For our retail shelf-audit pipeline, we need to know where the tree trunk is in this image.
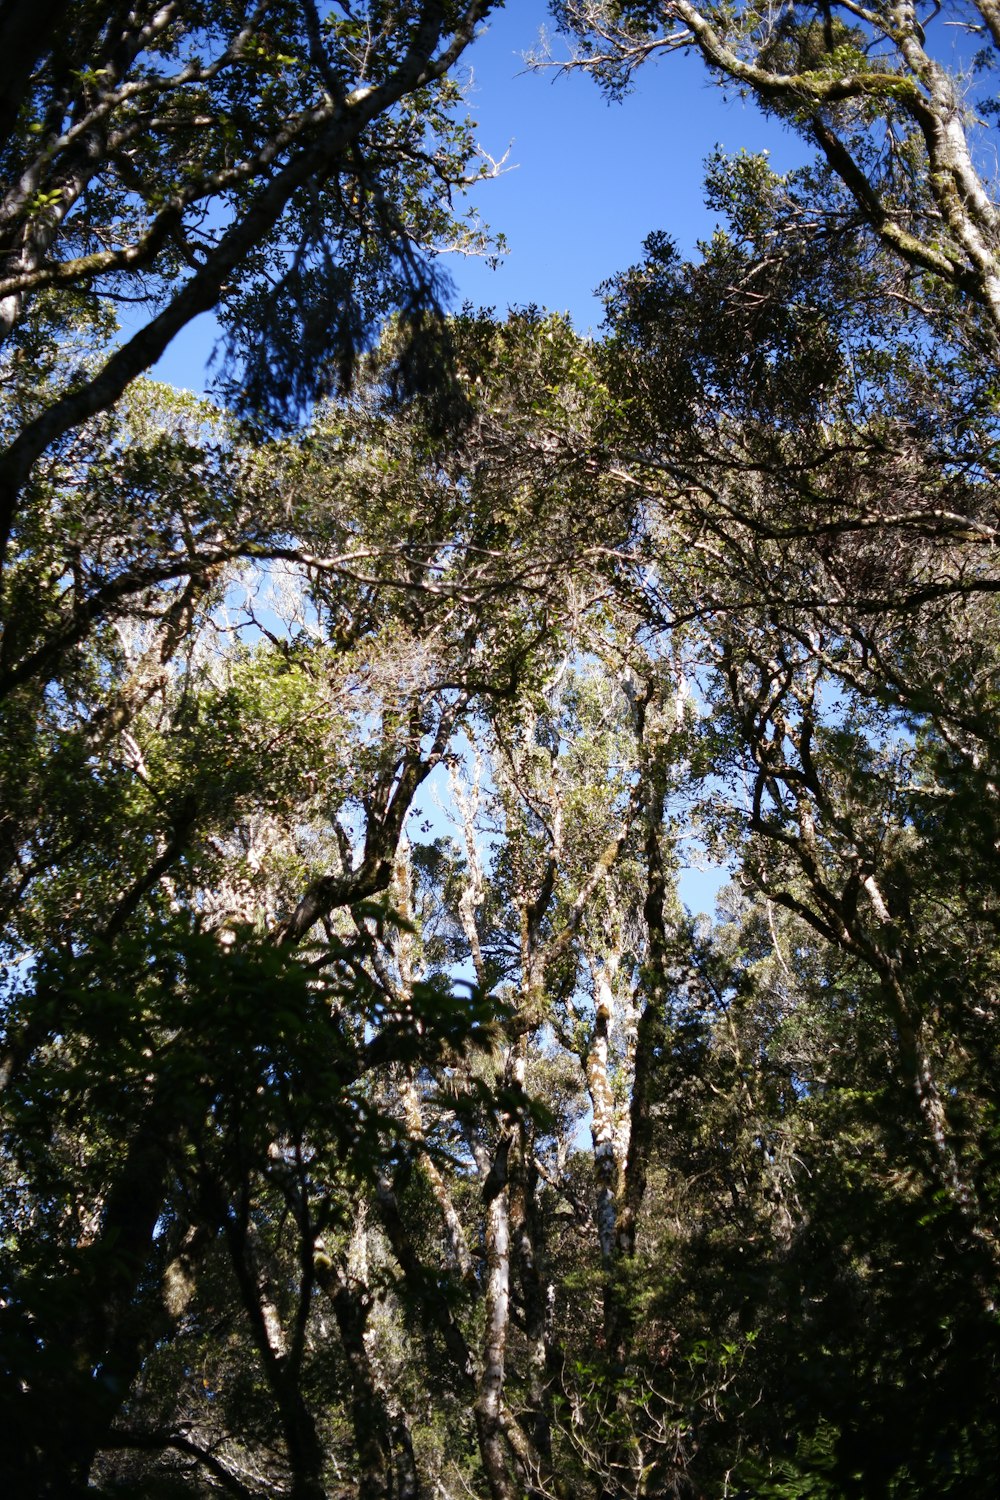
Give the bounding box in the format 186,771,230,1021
475,1176,517,1500
315,1251,397,1500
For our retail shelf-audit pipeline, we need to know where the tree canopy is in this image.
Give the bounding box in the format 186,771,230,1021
2,4,1000,1498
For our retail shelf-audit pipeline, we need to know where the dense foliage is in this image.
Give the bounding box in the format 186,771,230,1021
2,3,1000,1497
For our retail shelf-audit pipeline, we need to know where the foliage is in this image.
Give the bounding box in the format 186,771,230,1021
4,3,1000,1497
0,0,501,570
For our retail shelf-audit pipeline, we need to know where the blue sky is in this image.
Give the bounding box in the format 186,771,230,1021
442,6,807,328
152,3,982,386
140,8,994,920
153,6,807,388
152,6,816,915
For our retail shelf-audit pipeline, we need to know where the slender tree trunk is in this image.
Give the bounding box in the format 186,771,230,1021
391,1412,421,1500
224,1207,327,1500
510,1124,553,1478
315,1250,398,1500
475,1171,517,1500
612,762,672,1342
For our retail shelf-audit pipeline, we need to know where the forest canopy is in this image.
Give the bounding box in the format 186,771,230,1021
2,4,1000,1498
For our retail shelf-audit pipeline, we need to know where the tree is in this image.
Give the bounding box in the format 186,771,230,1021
0,309,643,1496
5,9,1000,1492
528,20,1000,1477
0,0,500,574
552,2,1000,332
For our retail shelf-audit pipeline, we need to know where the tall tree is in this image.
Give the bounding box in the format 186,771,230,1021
553,1,1000,332
0,0,500,574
